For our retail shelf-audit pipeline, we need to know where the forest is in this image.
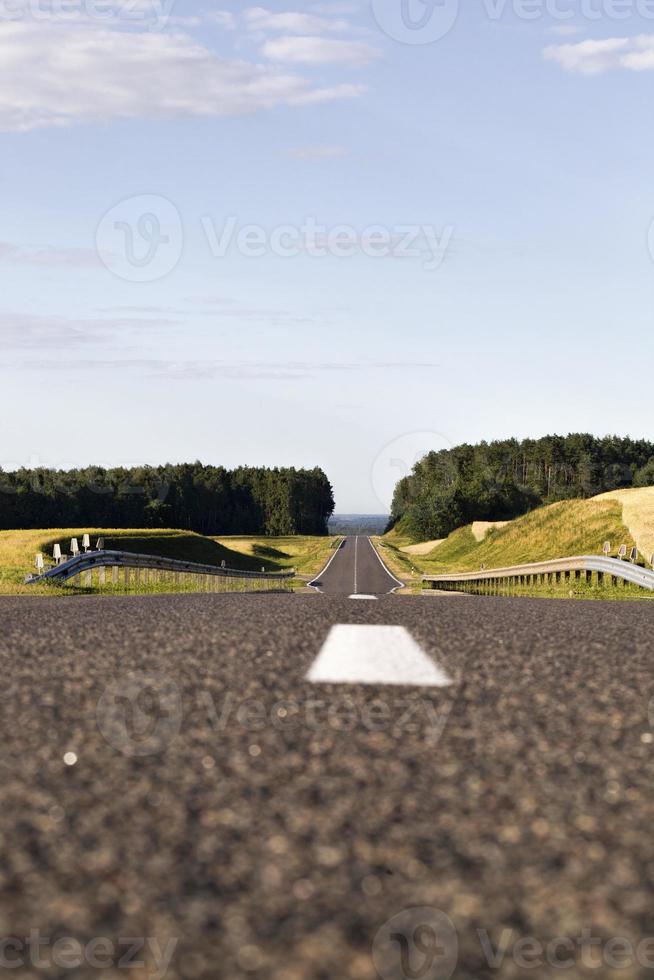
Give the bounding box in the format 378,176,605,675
389,434,654,541
0,463,335,536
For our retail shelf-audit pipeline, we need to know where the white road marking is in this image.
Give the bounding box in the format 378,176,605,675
306,624,453,687
308,537,345,593
349,594,378,600
353,535,359,595
365,537,405,593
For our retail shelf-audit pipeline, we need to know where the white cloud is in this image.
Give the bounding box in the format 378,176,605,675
245,6,350,34
310,2,363,12
287,144,349,160
262,34,379,66
547,25,582,37
207,11,237,30
544,34,654,74
0,22,364,131
17,358,439,380
0,243,102,266
1,311,177,350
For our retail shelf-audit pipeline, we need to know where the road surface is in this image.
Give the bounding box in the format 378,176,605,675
310,535,403,595
1,589,654,979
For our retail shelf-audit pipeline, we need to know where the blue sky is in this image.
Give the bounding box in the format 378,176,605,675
1,0,653,512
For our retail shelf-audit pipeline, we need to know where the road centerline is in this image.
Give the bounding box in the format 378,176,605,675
353,536,359,595
306,624,453,687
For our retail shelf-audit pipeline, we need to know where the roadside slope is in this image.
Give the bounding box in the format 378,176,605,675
386,497,638,576
594,487,654,563
0,528,271,594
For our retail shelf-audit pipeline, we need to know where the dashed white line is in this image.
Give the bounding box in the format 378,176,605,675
306,624,453,687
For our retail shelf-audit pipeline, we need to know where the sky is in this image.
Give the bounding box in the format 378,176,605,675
1,0,653,512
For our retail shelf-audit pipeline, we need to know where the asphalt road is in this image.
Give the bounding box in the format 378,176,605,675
2,589,654,979
310,536,403,595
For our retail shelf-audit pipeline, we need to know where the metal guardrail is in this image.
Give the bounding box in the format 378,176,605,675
423,555,654,592
26,549,295,590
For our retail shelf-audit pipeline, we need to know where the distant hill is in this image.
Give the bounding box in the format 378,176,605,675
328,514,388,535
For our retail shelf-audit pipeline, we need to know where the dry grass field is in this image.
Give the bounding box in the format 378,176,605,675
595,487,654,563
0,528,276,595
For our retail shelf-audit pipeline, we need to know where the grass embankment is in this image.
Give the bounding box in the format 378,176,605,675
595,487,654,563
0,528,297,596
419,499,637,574
382,497,652,598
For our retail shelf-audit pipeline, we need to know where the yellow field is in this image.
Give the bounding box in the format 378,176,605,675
0,528,278,595
595,487,654,563
214,535,336,578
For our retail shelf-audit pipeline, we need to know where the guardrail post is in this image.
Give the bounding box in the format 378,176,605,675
99,567,106,586
112,566,119,586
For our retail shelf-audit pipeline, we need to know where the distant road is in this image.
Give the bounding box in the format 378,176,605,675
309,535,403,595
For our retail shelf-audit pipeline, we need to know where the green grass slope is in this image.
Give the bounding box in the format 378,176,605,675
0,528,270,594
387,498,638,577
